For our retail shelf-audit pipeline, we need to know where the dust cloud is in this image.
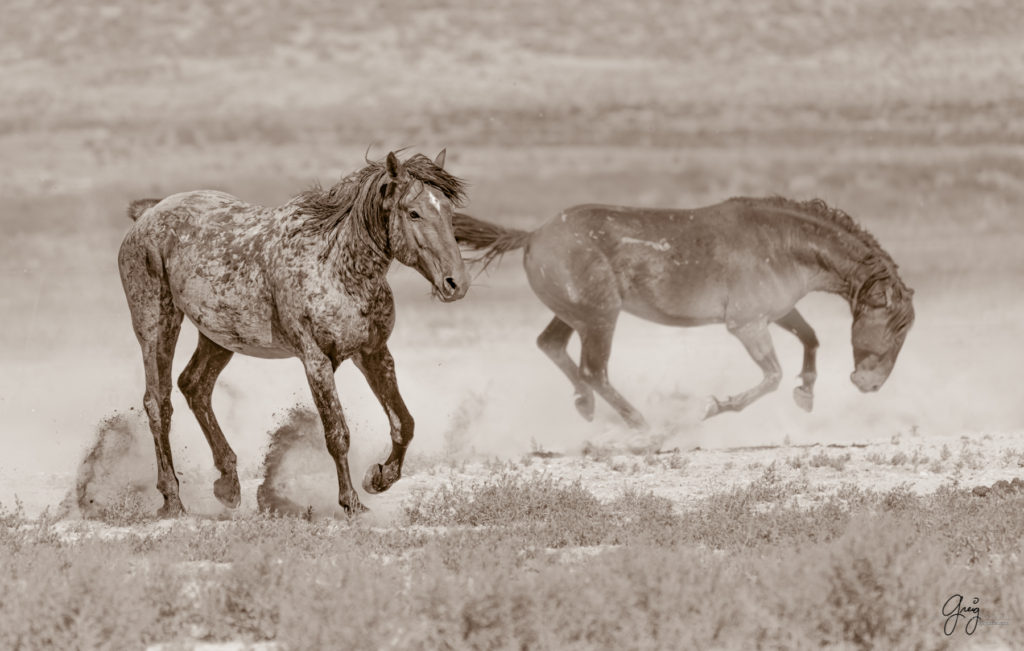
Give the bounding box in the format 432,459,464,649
255,405,339,518
56,411,158,519
4,264,1023,518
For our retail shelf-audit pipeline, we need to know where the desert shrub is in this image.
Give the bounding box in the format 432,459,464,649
0,541,188,649
404,471,604,529
808,451,852,470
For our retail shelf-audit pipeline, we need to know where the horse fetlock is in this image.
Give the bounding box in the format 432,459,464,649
340,491,368,514
156,496,185,519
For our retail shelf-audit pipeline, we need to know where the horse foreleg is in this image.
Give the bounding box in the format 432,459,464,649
704,322,782,419
353,346,413,494
774,308,819,412
302,352,365,514
579,319,648,430
178,333,240,508
536,316,595,421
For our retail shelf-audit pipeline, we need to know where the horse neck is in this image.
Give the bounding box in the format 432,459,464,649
330,212,392,285
787,217,893,305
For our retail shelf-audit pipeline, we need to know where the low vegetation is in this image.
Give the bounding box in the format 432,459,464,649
2,465,1022,650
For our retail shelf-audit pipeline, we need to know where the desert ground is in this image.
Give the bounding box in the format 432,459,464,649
2,1,1024,649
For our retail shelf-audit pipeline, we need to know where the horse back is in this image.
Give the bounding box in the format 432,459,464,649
526,201,812,325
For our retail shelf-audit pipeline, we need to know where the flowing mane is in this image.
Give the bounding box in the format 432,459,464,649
736,196,913,333
293,153,467,258
737,196,891,263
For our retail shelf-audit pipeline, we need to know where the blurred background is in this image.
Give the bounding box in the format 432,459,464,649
2,0,1023,511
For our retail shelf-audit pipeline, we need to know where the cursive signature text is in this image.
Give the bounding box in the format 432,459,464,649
942,594,980,635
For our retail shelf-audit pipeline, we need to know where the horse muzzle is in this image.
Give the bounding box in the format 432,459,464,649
434,273,468,302
850,369,884,393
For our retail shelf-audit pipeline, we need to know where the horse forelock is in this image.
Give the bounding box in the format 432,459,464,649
401,154,467,206
292,154,467,260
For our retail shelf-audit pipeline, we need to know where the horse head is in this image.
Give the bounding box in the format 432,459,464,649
380,150,469,302
849,278,914,392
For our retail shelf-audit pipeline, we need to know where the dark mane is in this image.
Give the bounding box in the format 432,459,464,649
739,196,890,260
292,153,467,258
736,196,914,333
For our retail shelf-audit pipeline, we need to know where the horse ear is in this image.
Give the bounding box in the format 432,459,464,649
884,285,894,308
434,148,446,169
385,151,404,180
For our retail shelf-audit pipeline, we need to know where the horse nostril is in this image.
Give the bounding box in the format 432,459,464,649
445,277,457,291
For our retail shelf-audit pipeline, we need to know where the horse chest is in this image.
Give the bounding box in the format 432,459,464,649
285,276,395,354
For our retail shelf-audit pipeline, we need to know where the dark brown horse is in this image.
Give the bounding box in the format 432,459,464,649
119,150,467,516
453,197,914,429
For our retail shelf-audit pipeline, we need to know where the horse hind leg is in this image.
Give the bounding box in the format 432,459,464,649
704,321,782,419
774,308,819,412
578,317,648,430
178,333,240,508
120,250,185,516
536,316,595,421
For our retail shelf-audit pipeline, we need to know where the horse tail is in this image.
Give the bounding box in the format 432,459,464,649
452,212,532,270
127,198,162,221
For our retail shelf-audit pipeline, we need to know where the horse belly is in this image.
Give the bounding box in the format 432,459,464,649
621,283,725,326
617,259,728,326
168,261,291,359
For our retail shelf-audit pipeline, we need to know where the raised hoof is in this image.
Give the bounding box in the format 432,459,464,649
363,463,385,494
214,474,241,509
793,386,814,412
156,498,185,519
362,462,401,495
702,397,722,421
575,392,595,421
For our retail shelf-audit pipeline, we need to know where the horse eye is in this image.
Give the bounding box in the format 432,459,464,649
409,210,422,220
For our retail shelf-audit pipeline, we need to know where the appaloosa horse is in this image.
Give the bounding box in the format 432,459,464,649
453,197,914,429
119,150,467,516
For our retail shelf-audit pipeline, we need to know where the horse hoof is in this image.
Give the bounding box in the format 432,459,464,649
793,387,814,412
214,475,241,509
341,500,369,515
702,397,721,421
156,499,185,519
575,393,595,421
364,462,387,493
624,412,649,430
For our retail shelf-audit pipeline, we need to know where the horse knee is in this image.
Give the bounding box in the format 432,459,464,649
143,390,172,428
765,370,783,390
324,430,350,458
